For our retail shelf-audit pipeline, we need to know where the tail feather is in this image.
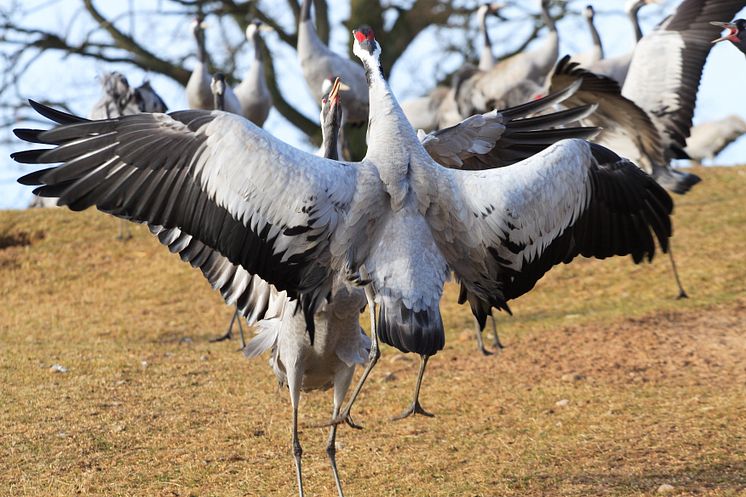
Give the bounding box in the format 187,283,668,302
377,297,444,356
243,317,281,359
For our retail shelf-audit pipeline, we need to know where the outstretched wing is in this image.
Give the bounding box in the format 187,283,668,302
423,139,673,323
149,225,274,325
548,55,665,173
13,101,359,334
421,80,598,170
622,0,745,159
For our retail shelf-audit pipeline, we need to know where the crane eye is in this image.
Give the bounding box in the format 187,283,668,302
322,98,327,104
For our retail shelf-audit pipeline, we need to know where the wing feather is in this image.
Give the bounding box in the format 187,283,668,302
13,102,359,329
622,0,745,157
424,139,673,322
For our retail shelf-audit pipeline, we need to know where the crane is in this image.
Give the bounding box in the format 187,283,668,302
572,5,604,67
186,15,243,115
234,21,273,127
588,0,659,85
297,0,368,124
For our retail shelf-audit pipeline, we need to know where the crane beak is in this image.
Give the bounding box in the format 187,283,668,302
258,24,274,32
710,21,738,44
488,3,505,14
329,77,342,106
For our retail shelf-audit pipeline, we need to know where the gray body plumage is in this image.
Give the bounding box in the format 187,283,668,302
297,0,368,124
588,0,655,86
186,18,243,115
572,6,604,67
453,0,558,121
234,22,272,126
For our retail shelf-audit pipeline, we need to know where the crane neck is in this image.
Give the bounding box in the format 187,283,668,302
586,15,604,59
355,42,420,206
213,92,224,111
300,0,312,23
478,11,495,71
321,121,341,160
628,4,643,41
297,4,327,61
251,32,263,62
194,28,207,64
540,2,557,34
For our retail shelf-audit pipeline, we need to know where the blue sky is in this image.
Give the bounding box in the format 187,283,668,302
1,0,744,209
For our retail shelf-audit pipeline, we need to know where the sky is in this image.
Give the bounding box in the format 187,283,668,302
1,0,744,209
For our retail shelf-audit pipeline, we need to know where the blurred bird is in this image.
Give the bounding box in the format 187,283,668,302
588,0,659,85
88,72,167,238
546,0,744,298
297,0,368,124
685,115,746,162
710,19,746,55
186,15,243,115
572,5,604,67
234,20,273,126
206,72,248,348
476,3,505,71
452,0,558,121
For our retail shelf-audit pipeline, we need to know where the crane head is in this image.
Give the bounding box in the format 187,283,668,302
321,77,344,133
211,73,226,111
191,15,207,34
624,0,659,14
211,73,226,97
711,19,745,45
477,3,504,19
352,26,379,58
584,5,594,19
246,19,273,41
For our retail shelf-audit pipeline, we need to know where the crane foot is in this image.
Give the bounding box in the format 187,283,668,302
390,400,434,421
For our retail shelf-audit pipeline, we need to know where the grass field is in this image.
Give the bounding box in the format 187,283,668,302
1,165,745,497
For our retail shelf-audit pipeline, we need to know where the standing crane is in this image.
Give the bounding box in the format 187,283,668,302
186,15,243,115
572,5,604,67
207,72,248,347
477,3,504,72
86,72,167,238
13,25,673,442
588,0,659,85
157,78,365,497
296,0,368,124
234,20,273,127
453,0,559,120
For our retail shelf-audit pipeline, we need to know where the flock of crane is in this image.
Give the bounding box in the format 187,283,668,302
11,0,746,495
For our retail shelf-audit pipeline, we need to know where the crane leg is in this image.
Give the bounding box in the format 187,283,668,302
287,368,305,497
391,354,434,420
324,280,380,429
210,309,239,343
667,244,688,299
235,312,246,349
473,317,493,356
327,367,354,497
116,219,132,241
489,313,505,351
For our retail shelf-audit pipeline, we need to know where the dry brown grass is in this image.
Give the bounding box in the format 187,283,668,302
1,165,745,497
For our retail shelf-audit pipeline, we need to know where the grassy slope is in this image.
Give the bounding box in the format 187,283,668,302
1,165,744,497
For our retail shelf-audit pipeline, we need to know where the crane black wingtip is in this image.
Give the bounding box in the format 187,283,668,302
17,167,55,186
27,99,88,125
10,148,49,164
